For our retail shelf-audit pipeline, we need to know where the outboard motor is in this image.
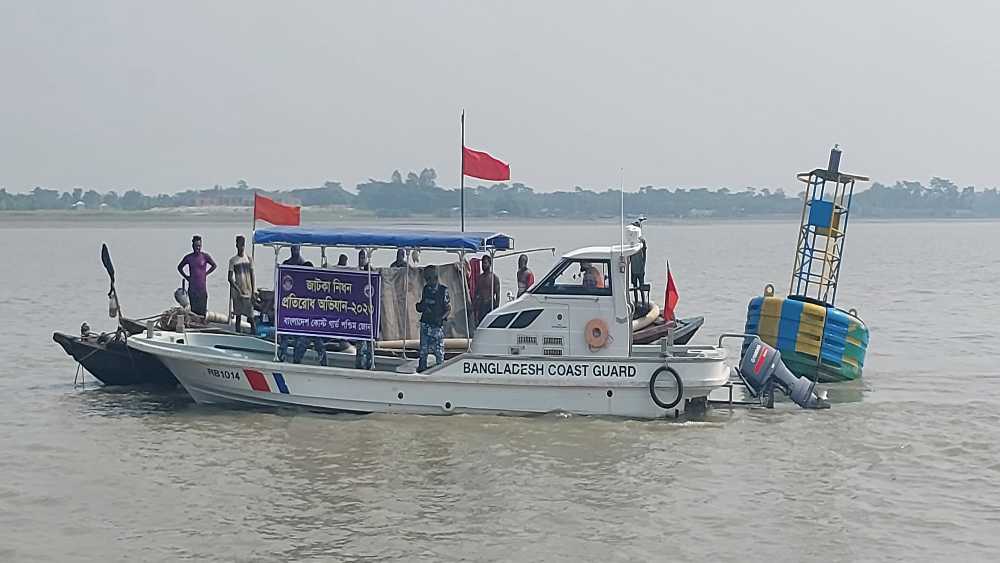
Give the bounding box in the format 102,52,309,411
174,286,190,309
737,336,830,409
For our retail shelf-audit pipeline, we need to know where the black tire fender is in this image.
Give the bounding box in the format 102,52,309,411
649,366,683,409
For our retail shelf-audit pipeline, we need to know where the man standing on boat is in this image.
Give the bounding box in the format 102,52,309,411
516,254,535,297
177,235,217,316
416,265,450,372
474,255,500,325
228,235,256,335
630,236,647,305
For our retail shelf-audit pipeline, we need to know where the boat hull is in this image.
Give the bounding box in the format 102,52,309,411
53,332,178,386
129,333,731,419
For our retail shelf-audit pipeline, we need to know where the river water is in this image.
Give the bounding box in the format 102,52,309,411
1,216,998,561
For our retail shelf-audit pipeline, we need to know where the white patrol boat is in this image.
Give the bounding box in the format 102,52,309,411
128,225,825,418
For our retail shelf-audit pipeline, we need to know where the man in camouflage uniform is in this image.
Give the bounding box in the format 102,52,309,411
416,265,451,372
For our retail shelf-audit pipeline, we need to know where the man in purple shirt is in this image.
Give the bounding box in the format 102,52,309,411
177,235,217,315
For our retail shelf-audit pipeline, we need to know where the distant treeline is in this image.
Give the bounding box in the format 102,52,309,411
3,172,1000,218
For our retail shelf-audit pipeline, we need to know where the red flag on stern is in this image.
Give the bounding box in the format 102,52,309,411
663,261,679,322
254,193,300,226
462,146,510,181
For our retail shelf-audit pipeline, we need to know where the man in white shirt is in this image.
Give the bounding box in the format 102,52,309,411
228,235,256,334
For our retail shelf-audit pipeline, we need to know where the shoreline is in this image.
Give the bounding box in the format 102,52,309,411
1,207,997,226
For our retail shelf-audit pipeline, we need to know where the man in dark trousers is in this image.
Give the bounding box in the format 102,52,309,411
630,236,647,305
177,235,217,316
416,265,451,372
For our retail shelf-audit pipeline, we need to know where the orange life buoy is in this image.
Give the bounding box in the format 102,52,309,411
585,318,610,349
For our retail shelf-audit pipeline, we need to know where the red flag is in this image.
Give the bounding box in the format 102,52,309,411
663,261,679,321
463,146,510,181
254,193,300,226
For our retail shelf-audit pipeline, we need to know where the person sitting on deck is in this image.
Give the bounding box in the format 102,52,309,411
390,248,408,268
416,265,451,372
337,254,349,267
284,245,310,266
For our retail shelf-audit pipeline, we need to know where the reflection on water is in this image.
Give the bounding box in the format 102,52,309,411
71,385,193,418
2,218,1000,560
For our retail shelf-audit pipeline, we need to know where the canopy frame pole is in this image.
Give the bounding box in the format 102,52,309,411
493,247,556,260
459,250,471,351
401,250,410,359
488,248,498,324
250,210,256,261
460,110,465,232
366,248,376,369
273,245,280,361
321,246,327,268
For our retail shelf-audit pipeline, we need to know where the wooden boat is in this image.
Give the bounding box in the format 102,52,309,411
53,313,239,387
53,324,177,387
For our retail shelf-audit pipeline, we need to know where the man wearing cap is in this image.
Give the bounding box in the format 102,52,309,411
416,265,451,372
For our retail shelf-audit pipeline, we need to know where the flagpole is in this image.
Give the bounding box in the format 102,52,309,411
240,195,255,326
250,193,257,261
460,109,465,232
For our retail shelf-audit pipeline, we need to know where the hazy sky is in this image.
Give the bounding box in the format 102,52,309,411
2,1,998,194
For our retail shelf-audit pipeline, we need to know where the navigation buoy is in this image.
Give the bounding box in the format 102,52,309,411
744,146,871,383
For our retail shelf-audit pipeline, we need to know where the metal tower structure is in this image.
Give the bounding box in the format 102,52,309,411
789,146,869,306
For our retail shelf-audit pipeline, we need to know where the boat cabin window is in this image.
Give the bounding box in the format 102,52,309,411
532,259,612,296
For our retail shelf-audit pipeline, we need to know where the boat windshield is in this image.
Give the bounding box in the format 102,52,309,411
531,258,612,297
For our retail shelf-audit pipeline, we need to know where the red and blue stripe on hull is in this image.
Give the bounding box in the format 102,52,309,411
243,369,290,394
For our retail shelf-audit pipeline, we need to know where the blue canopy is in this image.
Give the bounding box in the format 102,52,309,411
254,227,513,252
